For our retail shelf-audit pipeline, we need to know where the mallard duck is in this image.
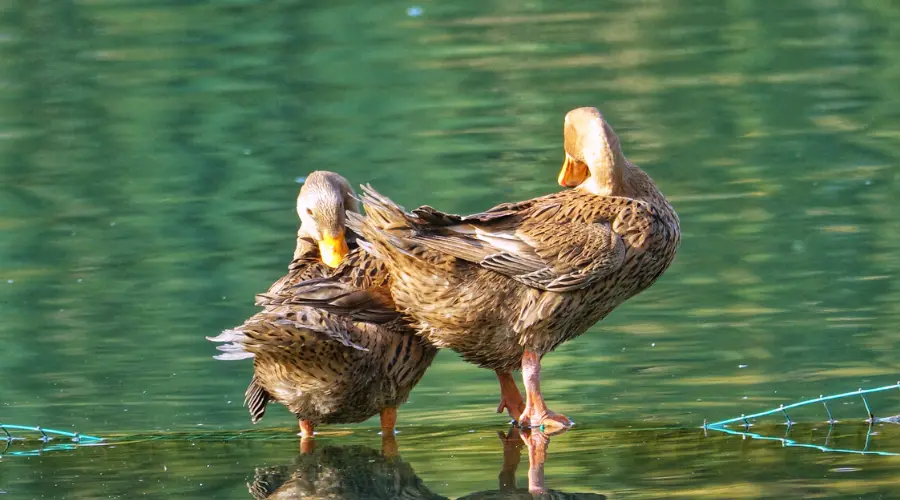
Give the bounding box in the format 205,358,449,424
278,108,680,430
207,171,437,438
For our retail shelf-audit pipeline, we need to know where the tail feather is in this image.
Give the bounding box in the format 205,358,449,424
209,329,255,360
206,329,246,343
213,347,255,361
245,312,369,351
245,376,271,424
208,311,368,362
345,212,407,263
344,211,370,243
348,185,463,280
356,184,425,233
344,185,425,263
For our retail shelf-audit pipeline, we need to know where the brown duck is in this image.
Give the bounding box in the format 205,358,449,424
279,108,680,429
207,171,437,439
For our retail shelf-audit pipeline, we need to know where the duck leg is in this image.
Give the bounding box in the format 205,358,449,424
495,370,526,420
380,407,399,457
517,351,573,430
298,419,316,454
380,406,397,435
298,419,315,438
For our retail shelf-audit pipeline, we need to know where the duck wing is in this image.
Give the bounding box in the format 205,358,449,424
371,186,627,293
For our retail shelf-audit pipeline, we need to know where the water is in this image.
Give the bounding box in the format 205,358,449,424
2,0,900,498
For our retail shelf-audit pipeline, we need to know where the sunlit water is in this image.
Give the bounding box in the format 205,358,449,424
2,1,900,498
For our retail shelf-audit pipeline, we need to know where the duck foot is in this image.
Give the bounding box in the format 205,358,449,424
497,397,526,421
517,407,573,431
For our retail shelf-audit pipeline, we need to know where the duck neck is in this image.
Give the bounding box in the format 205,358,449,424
583,152,626,196
578,119,627,196
582,164,624,196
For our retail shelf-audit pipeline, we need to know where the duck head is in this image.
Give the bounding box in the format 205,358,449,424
558,107,627,196
296,171,360,268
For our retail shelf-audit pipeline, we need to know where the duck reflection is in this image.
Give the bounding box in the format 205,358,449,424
246,428,605,499
459,427,607,500
246,435,443,500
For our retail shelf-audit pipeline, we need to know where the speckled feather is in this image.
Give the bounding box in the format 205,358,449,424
271,113,679,378
341,181,677,372
316,116,678,375
208,176,436,427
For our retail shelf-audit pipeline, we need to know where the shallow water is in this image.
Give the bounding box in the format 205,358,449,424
5,423,900,499
2,0,900,498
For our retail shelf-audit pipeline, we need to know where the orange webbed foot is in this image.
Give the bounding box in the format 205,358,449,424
497,395,526,421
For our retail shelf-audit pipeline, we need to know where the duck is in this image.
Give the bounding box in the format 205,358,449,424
275,108,680,430
207,171,437,439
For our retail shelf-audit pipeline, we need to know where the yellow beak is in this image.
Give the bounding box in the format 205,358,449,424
557,153,589,187
318,231,349,268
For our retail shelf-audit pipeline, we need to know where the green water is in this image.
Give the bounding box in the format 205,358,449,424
2,0,900,498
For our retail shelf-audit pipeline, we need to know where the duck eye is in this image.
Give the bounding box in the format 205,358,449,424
306,207,314,216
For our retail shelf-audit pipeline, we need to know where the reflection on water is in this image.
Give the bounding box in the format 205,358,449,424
456,428,607,499
244,440,444,500
5,423,900,499
244,427,608,499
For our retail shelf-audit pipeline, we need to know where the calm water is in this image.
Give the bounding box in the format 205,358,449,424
2,0,900,498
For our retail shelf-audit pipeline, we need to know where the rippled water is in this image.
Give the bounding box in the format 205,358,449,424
2,1,900,498
5,424,900,498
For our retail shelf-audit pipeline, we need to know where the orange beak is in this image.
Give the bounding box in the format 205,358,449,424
557,153,589,187
318,231,349,268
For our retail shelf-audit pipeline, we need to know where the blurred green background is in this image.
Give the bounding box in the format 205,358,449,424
2,0,900,498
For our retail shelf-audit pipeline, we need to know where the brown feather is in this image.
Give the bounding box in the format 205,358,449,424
208,171,437,427
319,110,680,372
